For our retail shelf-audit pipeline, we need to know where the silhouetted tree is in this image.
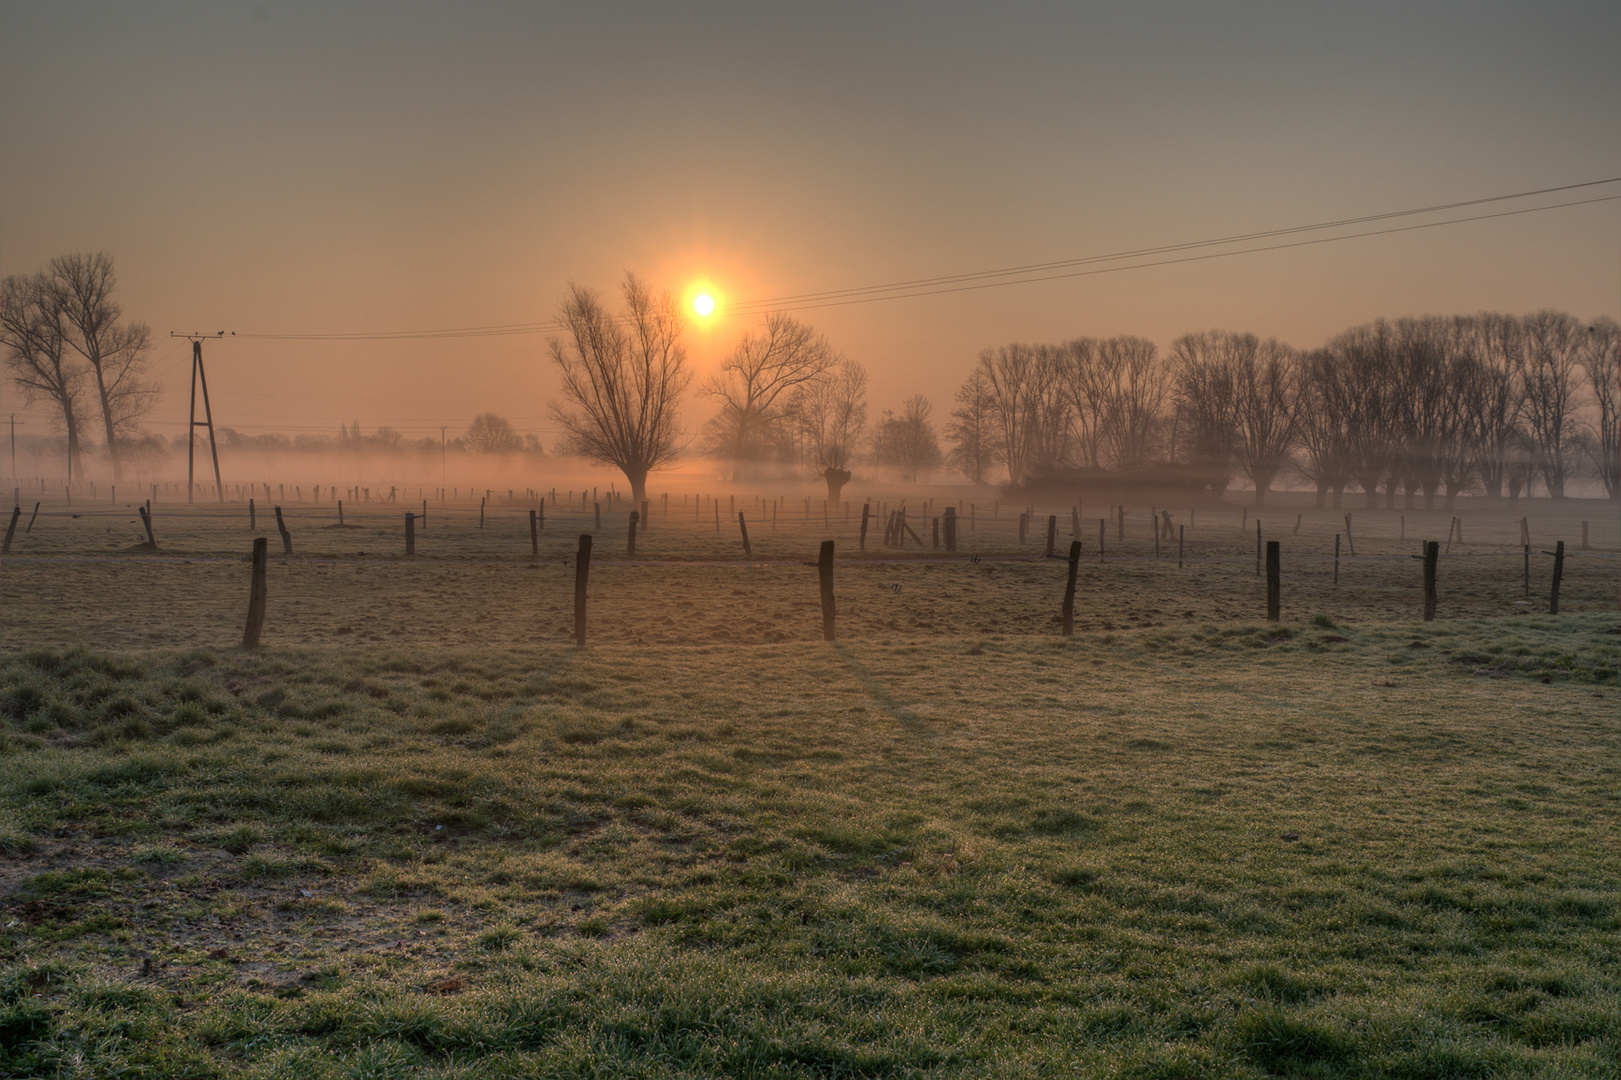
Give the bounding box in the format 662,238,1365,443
549,273,691,506
945,368,1000,484
873,395,943,483
48,253,156,480
978,343,1070,485
787,358,867,500
465,412,523,454
1228,336,1298,506
1169,332,1240,495
1580,316,1620,499
1517,310,1586,498
701,314,837,478
2,271,87,480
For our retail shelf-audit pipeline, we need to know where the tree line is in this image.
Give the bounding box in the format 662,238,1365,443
956,313,1618,505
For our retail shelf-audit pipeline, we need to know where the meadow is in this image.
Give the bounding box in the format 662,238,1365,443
0,487,1617,1078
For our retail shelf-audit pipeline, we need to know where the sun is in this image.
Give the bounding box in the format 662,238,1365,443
692,293,715,317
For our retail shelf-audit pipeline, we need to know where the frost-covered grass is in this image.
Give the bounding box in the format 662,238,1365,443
0,614,1616,1077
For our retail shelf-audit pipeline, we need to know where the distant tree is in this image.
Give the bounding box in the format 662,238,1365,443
977,343,1070,485
1092,336,1168,469
47,253,156,480
1228,337,1299,507
873,395,943,483
786,358,867,500
1579,316,1620,499
1,271,88,480
548,273,691,506
465,412,523,454
1169,332,1240,494
1517,310,1587,499
1293,348,1356,507
701,314,837,478
945,368,1000,484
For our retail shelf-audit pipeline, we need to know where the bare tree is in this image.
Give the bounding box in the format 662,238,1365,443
978,343,1071,485
872,395,943,483
945,368,1001,484
1580,316,1620,499
548,273,691,506
1517,309,1586,498
1293,348,1356,506
1093,336,1167,469
1229,337,1298,506
48,253,156,480
1462,313,1525,499
1322,321,1403,508
786,358,867,500
700,314,837,478
2,272,88,480
464,412,523,454
1169,332,1239,495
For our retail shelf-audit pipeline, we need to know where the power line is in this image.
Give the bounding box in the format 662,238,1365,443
231,177,1620,341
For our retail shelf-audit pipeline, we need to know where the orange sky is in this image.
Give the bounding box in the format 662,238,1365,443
3,1,1618,452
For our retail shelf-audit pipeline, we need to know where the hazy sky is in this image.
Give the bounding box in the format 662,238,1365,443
3,0,1618,448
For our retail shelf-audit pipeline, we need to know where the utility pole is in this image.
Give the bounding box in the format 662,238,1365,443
173,332,226,503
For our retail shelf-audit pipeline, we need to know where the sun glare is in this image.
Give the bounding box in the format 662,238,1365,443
693,293,715,317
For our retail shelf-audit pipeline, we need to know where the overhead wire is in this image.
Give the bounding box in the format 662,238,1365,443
231,177,1621,341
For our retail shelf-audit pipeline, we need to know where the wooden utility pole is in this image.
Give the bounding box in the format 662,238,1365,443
174,333,225,504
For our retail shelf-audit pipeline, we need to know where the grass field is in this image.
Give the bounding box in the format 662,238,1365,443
1,490,1618,1077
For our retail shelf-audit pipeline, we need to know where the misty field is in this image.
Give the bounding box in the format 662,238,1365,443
1,491,1618,1078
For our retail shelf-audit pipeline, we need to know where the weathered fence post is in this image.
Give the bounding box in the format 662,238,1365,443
738,512,751,558
573,534,592,647
1344,514,1355,556
859,503,871,550
1422,540,1439,621
243,537,268,648
249,498,257,529
818,540,836,641
1045,514,1057,558
628,511,639,556
1061,540,1081,636
1265,540,1280,622
480,497,486,530
1,506,18,555
1255,520,1262,576
337,500,345,526
1549,540,1565,615
530,510,539,554
139,505,156,547
274,506,292,554
26,502,40,534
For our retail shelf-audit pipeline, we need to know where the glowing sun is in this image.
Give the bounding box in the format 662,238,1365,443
692,293,715,317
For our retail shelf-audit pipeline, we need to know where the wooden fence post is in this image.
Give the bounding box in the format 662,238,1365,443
405,512,416,555
573,534,592,647
1549,540,1565,615
738,512,751,558
338,500,345,526
274,507,292,554
249,498,256,529
530,510,539,554
480,497,486,530
1344,514,1355,556
1045,514,1056,558
1,506,18,555
818,540,836,641
26,502,40,534
859,503,871,550
139,505,156,547
1422,540,1439,621
1061,540,1081,636
243,537,268,648
628,511,639,556
1265,540,1280,622
1255,520,1262,576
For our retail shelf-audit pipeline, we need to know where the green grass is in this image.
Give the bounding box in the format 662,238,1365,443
0,615,1617,1077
